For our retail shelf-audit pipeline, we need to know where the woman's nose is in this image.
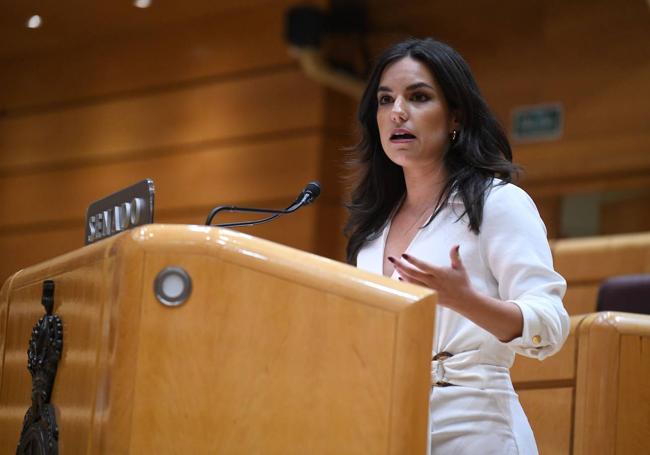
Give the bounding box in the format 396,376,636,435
390,97,407,123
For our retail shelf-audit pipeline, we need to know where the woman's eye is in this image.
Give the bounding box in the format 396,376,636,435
411,93,430,102
378,95,393,105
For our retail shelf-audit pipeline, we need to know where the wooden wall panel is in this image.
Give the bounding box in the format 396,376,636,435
468,0,650,208
0,0,300,111
512,316,584,453
511,325,576,384
562,285,599,316
0,205,317,285
551,233,650,314
0,134,321,228
518,387,573,455
315,89,357,262
553,232,650,282
517,134,650,196
602,193,650,235
0,70,322,171
0,228,82,284
0,0,332,286
159,206,318,255
534,196,562,240
1,1,286,59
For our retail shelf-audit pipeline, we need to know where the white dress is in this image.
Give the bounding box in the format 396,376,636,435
356,180,569,455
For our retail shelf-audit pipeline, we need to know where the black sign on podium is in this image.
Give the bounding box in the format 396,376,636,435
85,178,155,245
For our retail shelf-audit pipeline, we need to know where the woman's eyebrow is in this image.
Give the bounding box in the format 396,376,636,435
377,82,434,93
406,82,434,90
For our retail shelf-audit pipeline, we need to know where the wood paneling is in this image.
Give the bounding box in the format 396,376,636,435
512,316,583,454
562,285,600,315
0,273,14,381
315,89,357,261
315,203,349,262
518,387,573,455
473,0,650,201
0,228,82,286
0,134,321,228
553,232,650,282
0,0,336,287
511,319,578,384
512,312,650,454
0,69,322,171
616,335,650,453
0,0,300,111
550,233,650,314
133,258,400,453
517,134,650,183
533,196,562,240
572,312,650,454
0,224,436,453
0,0,295,59
602,193,650,235
0,201,318,285
0,261,113,451
573,312,621,454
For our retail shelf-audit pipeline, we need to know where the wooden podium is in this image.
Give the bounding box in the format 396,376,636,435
0,225,436,454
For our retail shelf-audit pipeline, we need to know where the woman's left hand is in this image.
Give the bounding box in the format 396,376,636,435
389,245,475,310
390,245,524,342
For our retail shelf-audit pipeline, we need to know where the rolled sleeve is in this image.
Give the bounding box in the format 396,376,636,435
480,183,569,360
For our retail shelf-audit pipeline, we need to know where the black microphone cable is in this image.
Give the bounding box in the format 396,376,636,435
205,181,321,228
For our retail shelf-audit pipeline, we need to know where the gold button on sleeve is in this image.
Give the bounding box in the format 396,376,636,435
532,335,542,345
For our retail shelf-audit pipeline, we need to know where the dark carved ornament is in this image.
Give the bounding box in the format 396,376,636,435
17,280,63,455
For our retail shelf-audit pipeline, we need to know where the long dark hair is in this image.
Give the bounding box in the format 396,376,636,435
345,38,519,264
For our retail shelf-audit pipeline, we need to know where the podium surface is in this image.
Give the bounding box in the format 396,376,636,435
0,224,436,454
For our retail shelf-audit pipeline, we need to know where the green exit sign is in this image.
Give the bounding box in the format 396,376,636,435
511,104,563,142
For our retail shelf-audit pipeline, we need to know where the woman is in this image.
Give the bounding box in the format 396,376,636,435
345,38,569,454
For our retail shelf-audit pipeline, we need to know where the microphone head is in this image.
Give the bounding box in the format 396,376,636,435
305,181,321,196
303,181,321,204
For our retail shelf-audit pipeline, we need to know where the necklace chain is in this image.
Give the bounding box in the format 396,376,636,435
383,203,433,276
400,205,432,234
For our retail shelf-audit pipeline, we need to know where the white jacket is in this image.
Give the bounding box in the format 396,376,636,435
357,180,569,389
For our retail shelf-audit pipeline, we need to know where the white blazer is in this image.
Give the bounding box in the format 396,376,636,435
357,180,569,389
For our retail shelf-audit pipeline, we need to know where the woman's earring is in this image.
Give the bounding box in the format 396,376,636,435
450,130,458,143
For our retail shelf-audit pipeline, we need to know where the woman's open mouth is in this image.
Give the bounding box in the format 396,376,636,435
390,129,416,143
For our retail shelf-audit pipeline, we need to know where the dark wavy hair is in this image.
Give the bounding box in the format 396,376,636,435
344,38,519,264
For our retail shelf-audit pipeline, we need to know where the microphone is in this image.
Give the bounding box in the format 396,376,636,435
205,181,321,228
287,181,321,210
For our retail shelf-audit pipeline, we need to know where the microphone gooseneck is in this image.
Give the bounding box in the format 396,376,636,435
205,181,321,228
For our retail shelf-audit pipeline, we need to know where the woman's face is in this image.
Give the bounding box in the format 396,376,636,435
376,56,457,170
